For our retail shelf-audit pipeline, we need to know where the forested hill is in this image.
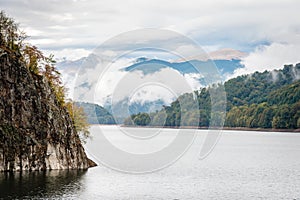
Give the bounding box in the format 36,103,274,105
225,64,300,129
225,64,300,110
124,64,300,129
76,102,116,124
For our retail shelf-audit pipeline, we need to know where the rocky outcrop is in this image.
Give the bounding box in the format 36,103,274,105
0,48,94,172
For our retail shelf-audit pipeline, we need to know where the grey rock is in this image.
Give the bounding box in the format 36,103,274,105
0,49,93,172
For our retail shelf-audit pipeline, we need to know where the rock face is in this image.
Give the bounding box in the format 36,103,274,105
0,49,92,172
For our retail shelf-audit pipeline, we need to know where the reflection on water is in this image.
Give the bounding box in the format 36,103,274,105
0,170,87,199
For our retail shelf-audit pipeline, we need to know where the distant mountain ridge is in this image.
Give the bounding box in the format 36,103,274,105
57,49,247,121
57,48,247,84
123,58,243,77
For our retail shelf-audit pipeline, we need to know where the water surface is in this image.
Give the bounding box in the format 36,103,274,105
1,126,300,199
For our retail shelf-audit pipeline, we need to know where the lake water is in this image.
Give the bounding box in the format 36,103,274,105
1,126,300,199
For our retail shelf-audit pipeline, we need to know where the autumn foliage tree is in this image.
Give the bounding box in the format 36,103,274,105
0,11,90,141
65,102,90,143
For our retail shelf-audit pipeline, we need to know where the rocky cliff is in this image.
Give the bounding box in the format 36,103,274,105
0,48,93,172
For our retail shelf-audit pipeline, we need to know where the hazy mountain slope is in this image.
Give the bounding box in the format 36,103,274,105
75,102,116,124
125,63,300,129
57,49,247,122
124,58,244,78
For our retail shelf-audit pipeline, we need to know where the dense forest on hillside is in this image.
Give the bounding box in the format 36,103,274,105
124,64,300,129
76,102,116,124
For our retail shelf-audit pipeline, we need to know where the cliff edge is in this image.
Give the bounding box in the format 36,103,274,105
0,11,96,171
0,48,95,172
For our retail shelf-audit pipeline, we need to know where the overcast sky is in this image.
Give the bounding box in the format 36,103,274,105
1,0,300,74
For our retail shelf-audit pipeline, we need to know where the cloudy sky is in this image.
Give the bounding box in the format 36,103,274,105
1,0,300,74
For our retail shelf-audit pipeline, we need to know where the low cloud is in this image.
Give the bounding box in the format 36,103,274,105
59,54,203,106
231,42,300,78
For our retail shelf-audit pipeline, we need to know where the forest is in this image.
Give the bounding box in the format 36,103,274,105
124,64,300,129
75,102,116,124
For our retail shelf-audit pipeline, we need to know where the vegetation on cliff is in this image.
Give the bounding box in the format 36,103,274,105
0,11,90,141
0,11,93,171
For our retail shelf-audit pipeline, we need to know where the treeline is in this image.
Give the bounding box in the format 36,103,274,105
75,102,116,124
124,64,300,129
226,80,300,128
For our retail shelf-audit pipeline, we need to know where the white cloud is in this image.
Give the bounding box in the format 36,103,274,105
128,84,176,105
44,48,91,61
2,0,300,74
94,66,194,106
2,0,300,50
27,38,56,45
231,42,300,78
22,27,43,36
50,13,74,22
183,73,204,90
59,52,200,106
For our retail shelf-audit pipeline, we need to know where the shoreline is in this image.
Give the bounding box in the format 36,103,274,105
90,124,300,133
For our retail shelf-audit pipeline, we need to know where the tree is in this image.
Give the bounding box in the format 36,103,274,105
123,117,134,126
152,111,167,126
1,11,90,141
0,11,26,51
132,113,151,126
65,102,90,143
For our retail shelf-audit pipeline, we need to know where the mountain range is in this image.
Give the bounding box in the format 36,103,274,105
73,63,300,127
57,48,247,121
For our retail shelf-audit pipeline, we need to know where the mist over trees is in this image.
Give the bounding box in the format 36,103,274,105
125,64,300,129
